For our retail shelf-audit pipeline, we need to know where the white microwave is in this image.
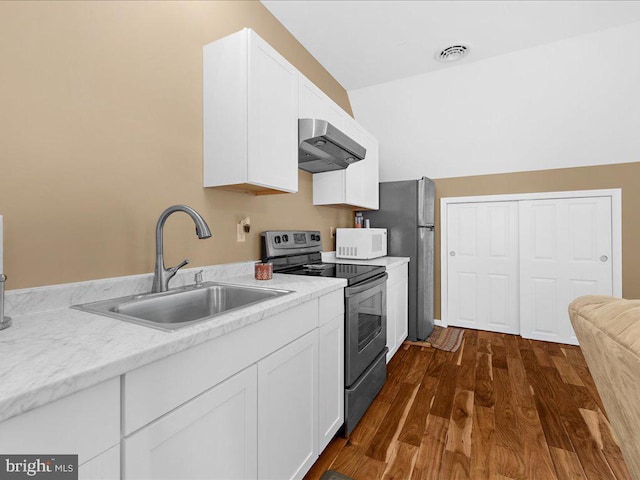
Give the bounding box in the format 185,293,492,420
336,228,387,259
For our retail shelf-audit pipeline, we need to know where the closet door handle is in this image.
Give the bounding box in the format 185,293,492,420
600,255,608,262
450,251,456,257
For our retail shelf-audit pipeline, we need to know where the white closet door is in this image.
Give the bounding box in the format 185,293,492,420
520,196,612,345
447,201,520,334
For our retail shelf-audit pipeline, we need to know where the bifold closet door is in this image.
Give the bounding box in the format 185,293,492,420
519,197,613,345
447,201,520,334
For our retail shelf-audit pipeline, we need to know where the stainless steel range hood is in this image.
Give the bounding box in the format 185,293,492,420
298,119,366,173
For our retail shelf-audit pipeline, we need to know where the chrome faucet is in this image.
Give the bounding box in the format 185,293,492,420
152,205,212,293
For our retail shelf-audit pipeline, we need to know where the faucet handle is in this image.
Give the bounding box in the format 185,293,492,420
194,270,204,286
170,258,190,274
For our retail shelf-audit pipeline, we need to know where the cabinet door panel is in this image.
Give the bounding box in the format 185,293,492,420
204,28,297,194
318,315,344,451
326,102,348,132
203,32,248,187
386,271,409,362
124,366,257,480
258,331,318,480
248,33,298,192
386,283,397,362
362,134,380,210
299,75,326,119
394,277,409,348
344,121,367,207
79,445,119,480
345,161,365,207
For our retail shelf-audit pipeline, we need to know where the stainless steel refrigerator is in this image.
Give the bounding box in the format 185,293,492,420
362,177,435,341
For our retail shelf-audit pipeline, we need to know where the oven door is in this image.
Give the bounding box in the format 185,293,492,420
345,273,387,387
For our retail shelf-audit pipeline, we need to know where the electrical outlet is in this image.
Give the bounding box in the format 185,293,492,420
237,224,246,243
330,226,336,239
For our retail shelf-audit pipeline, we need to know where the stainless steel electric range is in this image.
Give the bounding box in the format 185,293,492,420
261,230,388,436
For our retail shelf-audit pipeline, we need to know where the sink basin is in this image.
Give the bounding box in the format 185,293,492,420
72,282,293,332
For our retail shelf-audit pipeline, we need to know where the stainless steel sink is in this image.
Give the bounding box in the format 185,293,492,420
72,282,293,332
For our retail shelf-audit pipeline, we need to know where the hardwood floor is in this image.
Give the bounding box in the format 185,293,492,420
304,329,632,480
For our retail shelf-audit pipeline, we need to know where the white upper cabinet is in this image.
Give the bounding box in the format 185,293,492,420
312,131,379,211
203,28,298,195
299,74,379,210
298,75,326,120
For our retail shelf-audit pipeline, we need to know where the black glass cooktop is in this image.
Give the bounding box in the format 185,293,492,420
277,262,385,286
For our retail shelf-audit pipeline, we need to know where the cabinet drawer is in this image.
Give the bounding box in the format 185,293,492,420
124,299,318,434
387,262,408,287
0,378,120,464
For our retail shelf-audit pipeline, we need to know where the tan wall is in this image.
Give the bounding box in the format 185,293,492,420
0,1,354,290
433,162,640,319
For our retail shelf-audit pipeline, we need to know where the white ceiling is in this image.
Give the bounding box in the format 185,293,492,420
262,0,640,91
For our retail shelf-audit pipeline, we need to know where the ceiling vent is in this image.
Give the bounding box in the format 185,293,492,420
435,44,469,63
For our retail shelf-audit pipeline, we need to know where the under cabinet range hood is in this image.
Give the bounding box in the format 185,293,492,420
298,119,366,173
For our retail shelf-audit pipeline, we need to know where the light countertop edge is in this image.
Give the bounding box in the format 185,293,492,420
321,253,410,269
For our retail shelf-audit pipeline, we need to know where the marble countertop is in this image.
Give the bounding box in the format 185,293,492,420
0,264,346,423
321,252,410,269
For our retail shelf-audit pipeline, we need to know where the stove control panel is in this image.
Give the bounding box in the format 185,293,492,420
261,230,322,259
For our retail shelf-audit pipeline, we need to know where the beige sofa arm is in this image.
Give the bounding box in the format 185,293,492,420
569,295,640,480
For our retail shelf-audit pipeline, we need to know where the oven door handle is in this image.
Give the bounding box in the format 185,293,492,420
345,273,388,297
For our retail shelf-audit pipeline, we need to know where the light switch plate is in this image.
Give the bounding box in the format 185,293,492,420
237,224,246,242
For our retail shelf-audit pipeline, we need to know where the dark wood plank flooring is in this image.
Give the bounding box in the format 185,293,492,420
304,329,632,480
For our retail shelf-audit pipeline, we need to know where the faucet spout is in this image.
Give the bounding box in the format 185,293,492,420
152,205,212,293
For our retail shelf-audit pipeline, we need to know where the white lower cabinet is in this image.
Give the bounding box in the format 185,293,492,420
78,445,120,480
122,290,344,480
5,291,344,480
0,377,120,476
318,314,344,452
258,330,318,480
386,262,409,362
124,365,258,480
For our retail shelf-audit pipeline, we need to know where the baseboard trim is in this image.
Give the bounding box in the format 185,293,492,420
434,318,447,328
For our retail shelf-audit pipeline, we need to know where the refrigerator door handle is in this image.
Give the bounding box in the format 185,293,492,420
416,226,435,340
418,225,435,231
417,177,435,227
